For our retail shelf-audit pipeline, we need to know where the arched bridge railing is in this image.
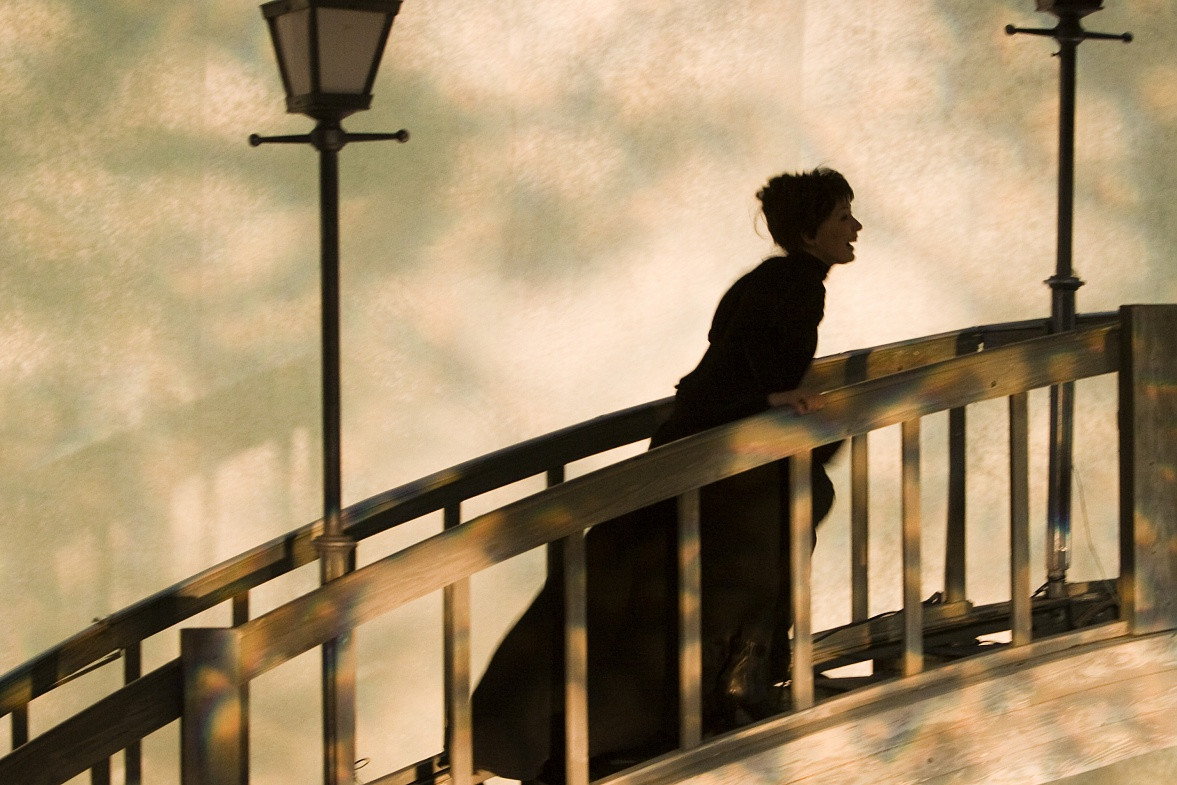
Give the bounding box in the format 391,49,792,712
3,306,1175,785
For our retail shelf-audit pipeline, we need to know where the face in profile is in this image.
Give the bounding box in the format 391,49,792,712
803,199,862,266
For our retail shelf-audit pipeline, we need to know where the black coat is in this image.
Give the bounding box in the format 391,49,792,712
471,252,837,780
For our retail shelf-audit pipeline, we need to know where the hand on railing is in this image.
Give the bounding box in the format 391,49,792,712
768,389,826,414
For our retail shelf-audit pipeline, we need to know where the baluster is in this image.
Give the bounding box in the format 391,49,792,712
790,450,814,711
91,758,111,785
902,419,924,677
11,705,28,749
944,407,967,605
443,503,473,785
231,593,251,784
1010,393,1032,646
563,529,589,785
544,466,568,778
850,433,870,623
124,641,143,785
545,466,567,585
677,488,702,748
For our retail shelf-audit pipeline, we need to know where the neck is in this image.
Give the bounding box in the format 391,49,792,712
793,247,831,268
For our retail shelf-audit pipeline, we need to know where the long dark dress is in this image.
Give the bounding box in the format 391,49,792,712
471,251,838,780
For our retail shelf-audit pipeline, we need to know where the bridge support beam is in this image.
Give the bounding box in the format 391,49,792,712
1119,304,1177,634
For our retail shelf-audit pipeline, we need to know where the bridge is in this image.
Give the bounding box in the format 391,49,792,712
2,304,1175,785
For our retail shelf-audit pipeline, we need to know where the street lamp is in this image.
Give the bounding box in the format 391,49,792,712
1006,1,1131,600
261,0,402,120
253,2,408,784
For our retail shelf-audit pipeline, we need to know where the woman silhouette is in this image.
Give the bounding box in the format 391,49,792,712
472,167,860,783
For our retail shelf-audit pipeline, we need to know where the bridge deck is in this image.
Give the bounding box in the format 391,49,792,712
610,627,1177,785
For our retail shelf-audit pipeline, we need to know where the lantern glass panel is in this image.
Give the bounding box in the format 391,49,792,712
274,8,313,95
317,8,386,94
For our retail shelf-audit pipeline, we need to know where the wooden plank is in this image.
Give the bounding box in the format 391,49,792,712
678,489,702,748
1119,304,1177,634
979,311,1116,350
790,452,815,711
0,661,182,785
802,329,970,392
235,324,1121,679
800,312,1114,392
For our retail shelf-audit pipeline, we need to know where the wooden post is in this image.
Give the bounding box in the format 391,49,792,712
790,451,814,711
443,504,473,785
944,407,967,605
901,420,923,677
10,705,28,749
90,758,111,785
123,641,143,785
181,628,246,785
850,434,870,623
1010,393,1032,646
1118,304,1177,634
563,530,589,785
230,594,250,785
677,489,702,748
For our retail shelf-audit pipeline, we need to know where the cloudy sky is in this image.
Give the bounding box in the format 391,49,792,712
1,1,1173,781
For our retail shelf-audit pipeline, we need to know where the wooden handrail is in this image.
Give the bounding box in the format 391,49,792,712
234,322,1118,682
0,660,182,785
0,313,1116,719
0,318,1121,784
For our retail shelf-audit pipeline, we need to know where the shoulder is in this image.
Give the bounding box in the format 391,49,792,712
724,256,790,299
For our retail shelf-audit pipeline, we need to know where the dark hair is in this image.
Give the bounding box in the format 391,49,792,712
756,167,853,254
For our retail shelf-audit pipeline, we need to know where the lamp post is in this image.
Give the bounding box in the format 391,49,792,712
1006,1,1130,600
252,2,408,783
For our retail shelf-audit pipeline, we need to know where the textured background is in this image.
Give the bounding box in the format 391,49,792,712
1,1,1174,782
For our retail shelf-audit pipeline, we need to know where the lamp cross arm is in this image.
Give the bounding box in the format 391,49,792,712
1005,23,1133,43
344,129,410,144
1081,29,1133,42
248,128,409,149
249,132,314,146
1005,24,1058,37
